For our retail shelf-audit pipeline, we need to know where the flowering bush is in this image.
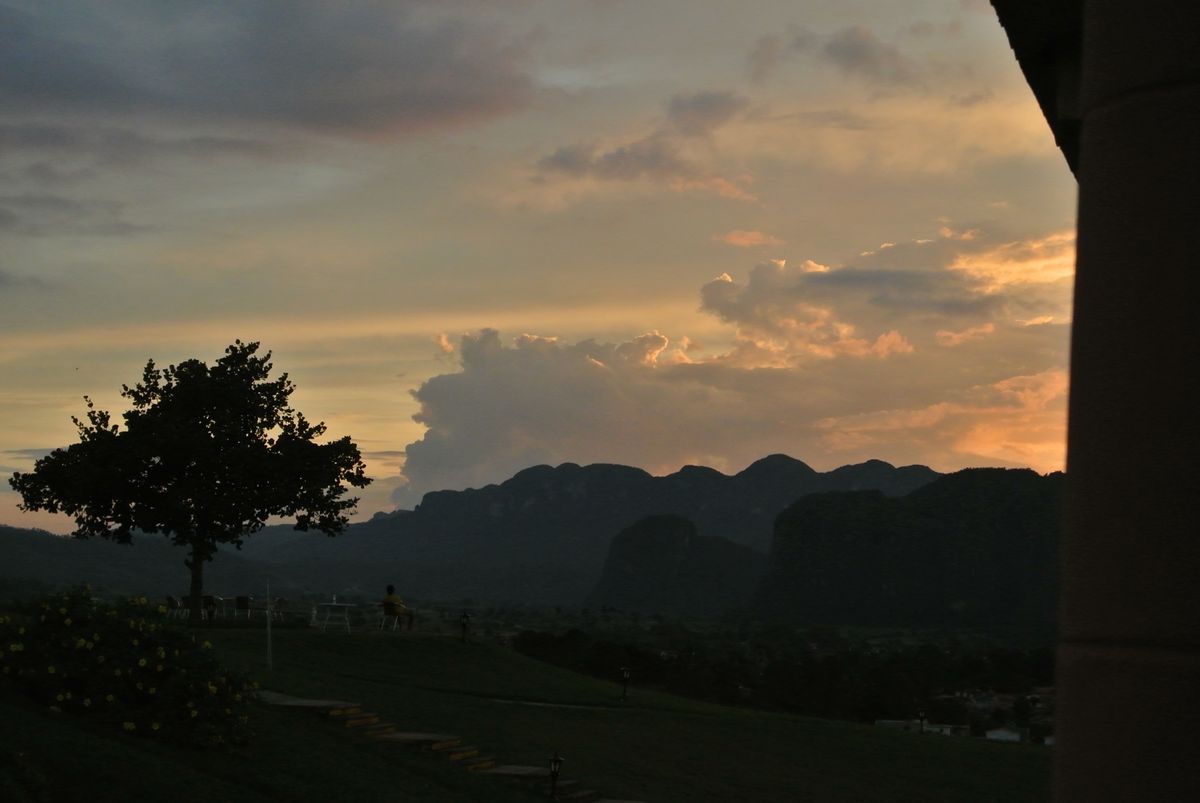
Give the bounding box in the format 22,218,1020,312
0,587,257,747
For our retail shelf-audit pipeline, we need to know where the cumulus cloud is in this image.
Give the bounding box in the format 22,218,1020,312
0,1,535,135
391,225,1073,507
699,263,916,364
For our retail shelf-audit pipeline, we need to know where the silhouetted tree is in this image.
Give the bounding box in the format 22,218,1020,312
10,341,371,621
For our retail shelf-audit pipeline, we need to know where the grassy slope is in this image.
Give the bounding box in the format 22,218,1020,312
1,622,1050,802
207,628,1051,803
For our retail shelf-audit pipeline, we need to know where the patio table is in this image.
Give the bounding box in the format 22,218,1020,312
316,601,355,634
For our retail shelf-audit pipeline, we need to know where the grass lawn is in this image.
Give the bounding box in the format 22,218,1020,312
1,617,1052,802
203,626,1052,803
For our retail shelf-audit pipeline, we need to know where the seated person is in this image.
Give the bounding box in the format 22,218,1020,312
381,585,407,628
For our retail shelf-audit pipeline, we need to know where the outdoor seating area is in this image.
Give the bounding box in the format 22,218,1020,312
162,594,290,623
159,593,421,633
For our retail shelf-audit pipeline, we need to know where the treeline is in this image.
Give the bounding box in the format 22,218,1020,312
512,627,1053,728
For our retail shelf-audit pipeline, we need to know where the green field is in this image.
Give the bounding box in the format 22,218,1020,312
4,624,1051,802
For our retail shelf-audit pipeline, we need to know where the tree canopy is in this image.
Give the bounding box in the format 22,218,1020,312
9,341,371,615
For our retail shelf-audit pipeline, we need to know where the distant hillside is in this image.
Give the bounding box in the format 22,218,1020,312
0,525,288,601
232,455,938,604
585,515,767,616
1,455,939,605
752,468,1063,629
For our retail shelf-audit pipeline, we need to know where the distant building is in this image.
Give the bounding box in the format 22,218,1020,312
986,727,1024,743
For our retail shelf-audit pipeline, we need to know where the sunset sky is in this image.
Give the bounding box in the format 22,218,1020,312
0,0,1076,532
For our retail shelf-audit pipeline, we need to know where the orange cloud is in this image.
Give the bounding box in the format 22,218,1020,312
936,322,995,346
716,229,786,247
949,230,1075,290
815,369,1068,473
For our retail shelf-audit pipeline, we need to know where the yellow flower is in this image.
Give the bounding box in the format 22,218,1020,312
105,694,114,702
138,658,147,667
97,655,106,663
56,694,64,702
156,647,165,658
155,664,163,672
123,721,136,731
86,641,94,650
207,684,218,694
152,722,160,731
148,687,156,695
136,682,143,690
157,605,167,614
47,665,56,674
58,607,67,615
83,698,91,707
114,668,122,677
17,627,25,635
190,710,198,718
132,639,139,646
202,641,213,650
76,638,86,649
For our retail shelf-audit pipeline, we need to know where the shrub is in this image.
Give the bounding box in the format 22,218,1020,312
0,587,257,747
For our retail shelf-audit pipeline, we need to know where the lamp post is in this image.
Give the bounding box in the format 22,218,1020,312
460,612,471,643
620,666,631,702
548,751,564,800
263,575,274,672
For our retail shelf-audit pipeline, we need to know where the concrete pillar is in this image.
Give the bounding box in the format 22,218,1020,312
1058,2,1200,800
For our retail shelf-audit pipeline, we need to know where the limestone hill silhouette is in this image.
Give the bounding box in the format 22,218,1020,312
231,455,939,604
2,455,939,604
585,514,768,616
752,467,1063,629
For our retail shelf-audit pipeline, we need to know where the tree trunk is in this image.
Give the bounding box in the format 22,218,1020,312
186,544,205,626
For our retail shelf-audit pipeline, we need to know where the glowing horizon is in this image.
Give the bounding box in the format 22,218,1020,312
1,1,1075,534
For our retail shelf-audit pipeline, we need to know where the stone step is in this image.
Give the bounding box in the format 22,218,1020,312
362,723,397,737
369,731,460,746
326,706,364,718
561,790,597,801
463,756,498,772
343,714,381,728
480,765,551,779
429,737,464,751
445,746,480,762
